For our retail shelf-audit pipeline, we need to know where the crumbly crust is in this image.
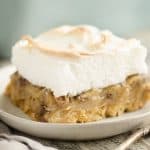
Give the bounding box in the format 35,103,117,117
5,72,150,123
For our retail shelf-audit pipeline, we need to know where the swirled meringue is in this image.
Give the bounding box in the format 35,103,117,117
12,25,148,97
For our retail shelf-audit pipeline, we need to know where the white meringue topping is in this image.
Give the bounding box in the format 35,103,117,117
12,25,148,97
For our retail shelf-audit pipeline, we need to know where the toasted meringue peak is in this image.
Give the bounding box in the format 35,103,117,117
15,25,141,58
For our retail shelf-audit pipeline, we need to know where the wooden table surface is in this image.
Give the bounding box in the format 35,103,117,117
1,60,150,150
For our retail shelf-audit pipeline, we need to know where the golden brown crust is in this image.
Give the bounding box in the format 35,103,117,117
5,72,150,123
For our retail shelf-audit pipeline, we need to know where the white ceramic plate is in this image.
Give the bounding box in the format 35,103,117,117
0,65,150,140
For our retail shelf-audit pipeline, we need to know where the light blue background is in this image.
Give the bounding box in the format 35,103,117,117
0,0,150,58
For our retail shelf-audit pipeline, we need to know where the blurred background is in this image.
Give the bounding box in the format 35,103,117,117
0,0,150,58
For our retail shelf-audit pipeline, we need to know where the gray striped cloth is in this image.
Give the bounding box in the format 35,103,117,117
0,121,57,150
